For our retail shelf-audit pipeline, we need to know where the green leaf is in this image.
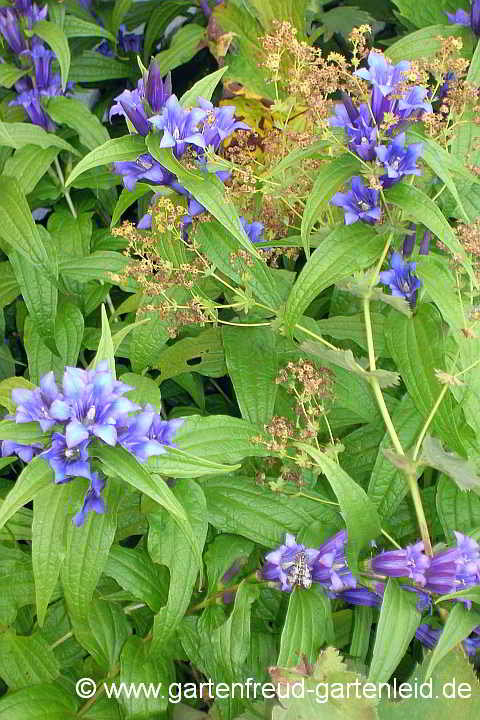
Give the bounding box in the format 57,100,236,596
9,235,58,354
148,446,241,478
0,120,79,154
368,394,424,520
154,327,226,381
0,63,28,88
385,24,473,62
90,305,115,377
147,141,262,259
110,183,151,228
111,0,133,38
467,34,480,85
296,445,381,571
223,326,278,427
378,647,480,720
0,377,35,414
415,255,465,331
73,598,130,671
32,484,71,627
93,443,202,570
58,251,128,282
3,145,59,195
436,474,480,540
68,50,137,82
65,134,146,187
369,579,421,683
385,304,465,454
385,183,473,279
0,630,60,689
32,21,71,92
0,682,77,719
202,475,339,548
204,535,254,592
180,66,228,107
46,97,110,150
63,14,116,41
149,479,208,652
0,261,20,309
143,1,190,62
391,0,466,27
283,225,384,336
0,457,52,528
119,637,172,719
350,605,373,662
0,178,52,273
61,479,122,624
277,587,331,666
23,301,84,384
421,435,480,492
154,24,205,75
121,372,162,410
105,545,167,612
425,603,480,680
195,220,287,308
301,154,364,253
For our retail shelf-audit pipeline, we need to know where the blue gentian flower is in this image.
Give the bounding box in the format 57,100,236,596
402,223,416,258
73,471,106,526
137,213,152,230
354,51,410,122
9,88,53,131
146,410,184,447
0,7,27,54
311,530,357,593
25,41,55,90
329,100,377,160
472,0,480,34
334,587,382,607
150,94,207,158
1,439,43,462
196,97,249,151
463,634,480,656
112,153,174,191
446,9,472,26
11,371,70,432
61,362,139,449
374,132,423,187
200,0,223,18
117,24,143,54
424,532,480,601
262,533,318,592
397,86,433,119
416,623,442,649
331,176,381,225
117,409,169,462
379,252,422,306
420,230,430,255
41,433,92,483
371,540,431,586
240,216,265,244
110,83,150,136
144,62,172,113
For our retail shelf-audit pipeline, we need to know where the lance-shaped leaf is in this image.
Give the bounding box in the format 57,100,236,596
65,134,147,187
420,435,480,492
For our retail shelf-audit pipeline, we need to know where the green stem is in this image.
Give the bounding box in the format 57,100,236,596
412,384,449,462
54,157,77,219
294,323,339,351
363,296,432,555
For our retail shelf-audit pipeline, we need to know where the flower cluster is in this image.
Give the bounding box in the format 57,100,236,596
1,1,74,131
110,61,252,233
265,530,480,607
1,363,183,526
330,52,430,226
262,531,379,604
447,1,480,36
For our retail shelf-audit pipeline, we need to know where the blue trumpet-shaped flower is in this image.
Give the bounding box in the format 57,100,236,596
11,371,70,432
196,97,249,151
110,83,150,136
262,533,318,592
41,433,92,483
61,362,139,449
117,409,170,463
371,540,431,586
374,132,423,187
112,154,174,191
446,9,472,26
331,176,381,225
144,63,172,113
0,7,26,54
73,471,106,527
150,94,207,158
334,587,382,607
329,100,377,161
424,531,480,600
311,530,357,593
240,216,265,244
379,252,422,306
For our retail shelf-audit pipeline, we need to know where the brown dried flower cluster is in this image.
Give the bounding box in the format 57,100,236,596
275,359,335,438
